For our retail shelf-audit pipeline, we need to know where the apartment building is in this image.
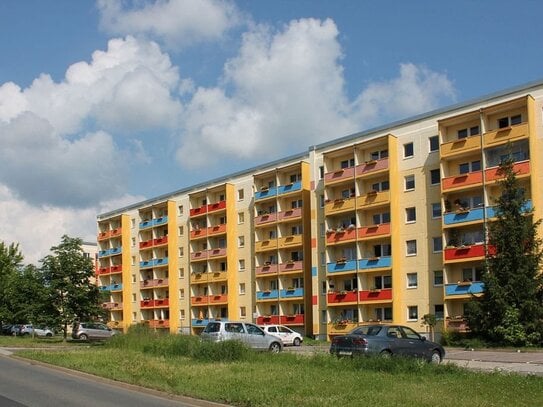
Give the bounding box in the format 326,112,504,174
97,80,543,340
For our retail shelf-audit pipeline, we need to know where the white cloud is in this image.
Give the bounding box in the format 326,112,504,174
0,184,144,265
97,0,241,49
176,18,457,169
0,36,182,207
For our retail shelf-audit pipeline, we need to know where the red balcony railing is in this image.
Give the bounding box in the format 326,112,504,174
358,223,390,239
278,208,302,222
444,244,496,261
486,161,530,182
279,314,304,325
279,260,303,273
324,167,355,185
256,263,279,275
208,224,226,236
326,227,357,244
148,319,170,328
442,171,483,191
327,291,358,304
256,315,281,325
359,288,392,302
255,212,277,226
355,157,389,177
207,200,227,213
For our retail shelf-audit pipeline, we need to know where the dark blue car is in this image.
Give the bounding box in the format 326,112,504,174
330,324,445,364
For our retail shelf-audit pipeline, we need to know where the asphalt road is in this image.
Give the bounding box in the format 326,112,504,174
0,352,226,407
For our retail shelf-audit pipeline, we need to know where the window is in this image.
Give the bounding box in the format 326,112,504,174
238,259,245,271
434,304,444,320
179,289,184,299
405,175,415,191
321,310,327,324
370,149,388,160
432,236,443,252
180,310,185,320
433,270,443,286
239,283,245,295
238,236,245,248
498,114,521,128
179,267,184,278
371,180,390,192
178,205,184,215
430,169,440,185
240,307,246,318
462,266,483,282
320,195,325,207
132,293,136,302
429,135,439,152
408,306,418,321
340,158,355,168
238,212,244,224
373,212,391,225
237,188,244,200
403,142,414,158
131,219,135,228
406,240,417,256
374,275,392,289
319,166,324,179
405,207,416,223
178,226,183,236
407,273,418,288
131,237,136,247
457,126,479,139
131,274,136,283
179,247,184,256
290,173,301,183
431,203,441,218
375,307,393,321
459,160,481,174
373,244,392,257
291,199,302,209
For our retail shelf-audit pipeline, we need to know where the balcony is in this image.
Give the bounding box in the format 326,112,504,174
355,157,389,178
191,272,209,282
98,247,122,258
324,167,355,185
324,198,356,215
97,265,122,275
148,319,170,329
255,212,277,226
255,186,278,200
192,318,210,327
208,224,226,236
139,216,168,230
140,298,170,308
190,251,208,262
98,227,122,241
444,243,495,262
483,122,529,148
327,290,358,304
358,223,391,239
209,271,227,282
356,190,390,209
278,181,302,195
444,200,532,226
277,207,302,222
140,278,169,288
280,314,304,325
440,135,481,159
256,263,279,275
359,288,392,303
445,317,470,333
190,204,207,217
279,260,303,273
190,228,207,240
326,227,357,244
256,315,280,325
280,288,304,298
101,302,121,310
208,248,227,259
328,321,358,336
442,171,483,192
445,281,485,299
278,234,302,249
256,289,279,300
255,239,278,252
139,257,169,269
327,259,357,273
209,294,228,304
359,256,391,271
191,295,209,306
486,160,530,182
207,200,226,214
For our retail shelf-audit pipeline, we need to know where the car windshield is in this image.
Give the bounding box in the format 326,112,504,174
203,322,220,333
350,325,382,336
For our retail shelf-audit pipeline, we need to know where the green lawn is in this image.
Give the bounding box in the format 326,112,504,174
10,333,543,407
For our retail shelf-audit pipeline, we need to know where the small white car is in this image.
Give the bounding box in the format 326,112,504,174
260,324,303,346
201,321,283,352
20,324,54,337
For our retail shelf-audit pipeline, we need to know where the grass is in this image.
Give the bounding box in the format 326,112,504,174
10,329,543,407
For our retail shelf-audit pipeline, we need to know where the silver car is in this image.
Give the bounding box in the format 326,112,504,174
72,322,118,341
201,321,283,352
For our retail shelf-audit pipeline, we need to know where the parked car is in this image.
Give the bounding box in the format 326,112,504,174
19,324,54,337
1,324,14,336
260,324,303,346
71,322,118,341
330,324,445,364
201,321,283,352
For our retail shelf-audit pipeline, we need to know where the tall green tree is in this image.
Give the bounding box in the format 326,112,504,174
40,235,102,339
0,242,24,325
466,159,543,346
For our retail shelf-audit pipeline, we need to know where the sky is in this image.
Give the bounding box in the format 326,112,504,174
1,0,543,264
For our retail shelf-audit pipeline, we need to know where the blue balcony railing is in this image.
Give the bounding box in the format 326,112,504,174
359,256,392,270
140,257,169,269
327,259,357,273
280,288,304,298
278,181,302,195
139,216,169,229
255,186,278,200
445,281,485,296
98,247,122,258
256,289,279,300
444,200,532,226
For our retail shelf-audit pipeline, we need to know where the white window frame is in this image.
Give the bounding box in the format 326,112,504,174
431,203,442,219
403,142,414,158
429,135,439,152
433,270,444,286
405,207,416,223
407,273,418,288
432,236,443,253
406,240,417,256
407,306,418,321
405,175,415,191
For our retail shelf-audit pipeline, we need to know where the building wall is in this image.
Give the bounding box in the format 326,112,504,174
96,81,543,339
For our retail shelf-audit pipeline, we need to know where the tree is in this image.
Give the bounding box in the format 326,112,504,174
0,242,24,325
466,159,543,346
40,235,103,339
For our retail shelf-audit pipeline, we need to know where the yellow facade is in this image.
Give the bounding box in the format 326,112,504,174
96,81,543,340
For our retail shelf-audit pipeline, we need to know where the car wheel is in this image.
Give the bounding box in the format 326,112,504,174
45,333,53,337
293,337,301,347
79,334,89,341
430,350,442,364
269,342,281,353
379,350,392,359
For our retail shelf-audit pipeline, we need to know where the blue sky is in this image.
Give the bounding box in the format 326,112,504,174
1,0,543,263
